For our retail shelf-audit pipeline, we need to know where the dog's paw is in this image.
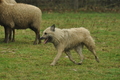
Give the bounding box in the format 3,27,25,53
77,62,82,65
50,63,55,66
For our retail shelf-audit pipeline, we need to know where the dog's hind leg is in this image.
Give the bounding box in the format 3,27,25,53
84,37,100,63
65,51,78,64
74,44,84,65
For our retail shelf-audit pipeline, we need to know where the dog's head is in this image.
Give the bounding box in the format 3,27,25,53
40,24,56,44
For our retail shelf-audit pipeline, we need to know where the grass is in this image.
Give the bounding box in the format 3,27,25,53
0,12,120,80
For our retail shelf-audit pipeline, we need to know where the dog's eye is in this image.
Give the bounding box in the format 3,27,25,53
44,32,47,35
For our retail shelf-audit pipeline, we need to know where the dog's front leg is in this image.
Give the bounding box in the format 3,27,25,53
50,49,63,66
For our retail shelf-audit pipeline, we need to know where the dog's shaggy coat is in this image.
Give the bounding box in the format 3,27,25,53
41,24,99,66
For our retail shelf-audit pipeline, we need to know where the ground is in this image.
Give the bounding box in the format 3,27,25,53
0,12,120,80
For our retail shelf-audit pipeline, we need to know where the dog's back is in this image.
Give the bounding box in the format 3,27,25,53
62,27,91,41
57,27,92,50
63,27,90,36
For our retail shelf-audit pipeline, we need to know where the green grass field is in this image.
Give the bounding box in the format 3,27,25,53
0,12,120,80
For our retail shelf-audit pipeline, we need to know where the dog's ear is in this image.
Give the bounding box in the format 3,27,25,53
50,24,55,31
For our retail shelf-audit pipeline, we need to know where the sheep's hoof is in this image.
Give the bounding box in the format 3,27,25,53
33,41,37,45
3,40,9,43
12,40,15,42
38,41,41,44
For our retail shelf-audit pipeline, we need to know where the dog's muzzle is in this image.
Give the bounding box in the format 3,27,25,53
40,37,45,40
40,36,52,44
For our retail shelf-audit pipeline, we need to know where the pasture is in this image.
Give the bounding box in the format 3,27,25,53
0,12,120,80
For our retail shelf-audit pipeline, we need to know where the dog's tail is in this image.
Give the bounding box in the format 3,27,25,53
84,36,100,63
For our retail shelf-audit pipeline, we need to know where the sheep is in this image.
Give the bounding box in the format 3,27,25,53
5,0,16,4
3,0,16,42
0,0,42,44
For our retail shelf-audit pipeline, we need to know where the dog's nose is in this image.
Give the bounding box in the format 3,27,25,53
40,37,43,40
40,37,44,40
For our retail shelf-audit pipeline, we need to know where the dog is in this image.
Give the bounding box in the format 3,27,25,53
40,24,100,66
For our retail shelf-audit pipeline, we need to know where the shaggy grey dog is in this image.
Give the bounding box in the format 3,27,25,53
41,24,99,66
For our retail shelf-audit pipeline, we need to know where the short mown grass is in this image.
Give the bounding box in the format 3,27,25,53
0,12,120,80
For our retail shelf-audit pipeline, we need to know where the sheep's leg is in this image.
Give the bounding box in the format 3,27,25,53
4,27,10,43
3,27,7,42
30,25,41,45
38,34,41,44
33,31,40,45
9,29,12,41
8,28,15,42
30,27,40,45
11,29,15,42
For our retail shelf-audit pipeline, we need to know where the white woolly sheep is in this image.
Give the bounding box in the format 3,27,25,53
0,0,42,44
5,0,16,4
3,0,16,42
